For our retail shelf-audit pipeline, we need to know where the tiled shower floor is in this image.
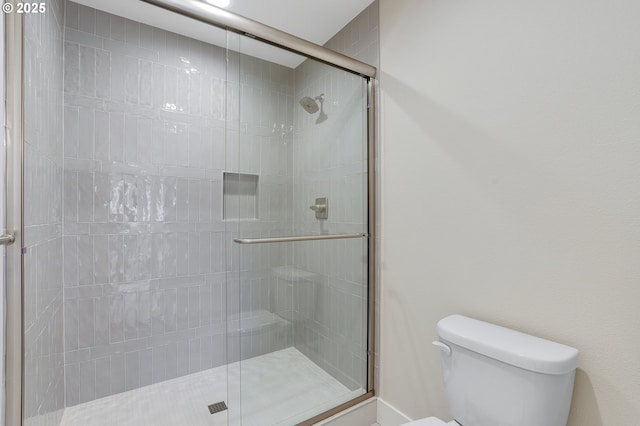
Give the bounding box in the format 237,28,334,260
60,347,363,426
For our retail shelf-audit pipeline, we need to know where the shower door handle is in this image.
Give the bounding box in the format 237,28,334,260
234,233,367,244
0,234,15,245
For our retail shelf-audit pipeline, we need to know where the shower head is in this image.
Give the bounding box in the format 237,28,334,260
316,110,328,124
299,96,320,114
299,94,328,124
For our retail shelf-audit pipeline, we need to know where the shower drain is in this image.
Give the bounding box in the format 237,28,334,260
208,401,228,415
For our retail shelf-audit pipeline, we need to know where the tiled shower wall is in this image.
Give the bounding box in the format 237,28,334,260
62,2,294,406
22,0,66,424
292,2,379,390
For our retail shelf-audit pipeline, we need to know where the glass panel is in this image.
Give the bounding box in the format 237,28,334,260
22,5,66,425
225,31,242,426
235,34,369,425
1,13,5,424
19,3,370,426
22,4,235,425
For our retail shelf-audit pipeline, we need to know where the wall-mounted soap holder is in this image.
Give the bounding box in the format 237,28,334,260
309,197,328,220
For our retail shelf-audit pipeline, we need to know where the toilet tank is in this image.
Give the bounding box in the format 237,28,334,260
435,315,578,426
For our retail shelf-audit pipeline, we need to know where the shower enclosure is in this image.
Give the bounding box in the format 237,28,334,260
3,0,376,425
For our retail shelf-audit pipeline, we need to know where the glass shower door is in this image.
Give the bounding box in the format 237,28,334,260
230,34,370,426
20,4,237,425
14,1,373,425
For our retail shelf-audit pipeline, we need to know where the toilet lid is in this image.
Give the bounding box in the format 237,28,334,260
401,417,448,426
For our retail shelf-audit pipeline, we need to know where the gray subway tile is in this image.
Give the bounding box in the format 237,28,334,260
200,335,213,369
125,351,140,391
164,289,177,332
94,295,110,346
96,50,111,100
93,235,109,284
78,360,96,403
151,290,165,336
123,292,138,341
152,63,164,110
110,353,125,394
64,172,78,222
188,338,201,374
138,117,152,167
151,345,166,383
65,348,92,365
95,357,111,398
64,106,79,158
64,236,78,287
176,287,189,330
65,362,80,406
64,299,79,351
200,283,212,326
91,337,150,360
65,28,102,49
94,109,109,160
212,333,226,367
109,293,124,343
65,1,79,30
163,66,177,112
109,112,125,163
108,235,124,284
125,57,139,105
176,232,189,277
123,235,138,282
152,27,165,54
139,24,154,50
124,19,140,46
65,284,102,300
188,285,200,328
78,297,95,349
78,235,94,285
138,291,152,338
78,107,95,160
77,4,96,34
95,11,110,38
124,115,138,165
79,46,96,97
188,232,199,276
139,348,153,387
110,53,126,102
140,60,153,107
177,341,189,377
176,178,189,222
77,172,93,223
176,68,189,114
109,15,125,42
93,172,110,221
165,342,178,380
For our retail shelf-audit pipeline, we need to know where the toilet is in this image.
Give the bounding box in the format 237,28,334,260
403,315,579,426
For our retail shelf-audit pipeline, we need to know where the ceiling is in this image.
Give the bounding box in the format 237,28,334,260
223,0,374,47
74,0,375,68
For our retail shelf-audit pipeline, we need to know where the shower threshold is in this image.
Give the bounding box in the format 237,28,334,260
59,347,363,426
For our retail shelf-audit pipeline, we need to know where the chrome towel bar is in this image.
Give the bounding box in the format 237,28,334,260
234,233,368,245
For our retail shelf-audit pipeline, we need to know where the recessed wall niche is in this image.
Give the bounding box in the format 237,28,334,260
223,172,259,220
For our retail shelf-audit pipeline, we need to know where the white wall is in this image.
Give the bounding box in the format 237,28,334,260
379,1,640,425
